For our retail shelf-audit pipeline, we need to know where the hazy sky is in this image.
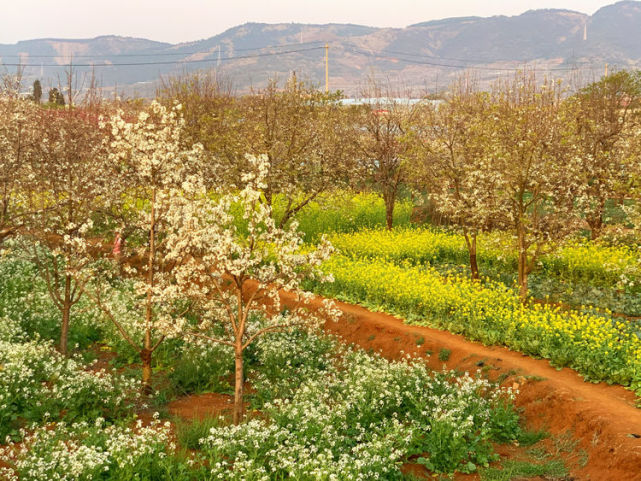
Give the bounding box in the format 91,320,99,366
2,0,619,44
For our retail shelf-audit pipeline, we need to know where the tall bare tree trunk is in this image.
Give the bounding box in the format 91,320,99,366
142,189,156,394
517,224,528,303
463,232,479,281
383,190,395,231
60,274,72,356
233,344,244,425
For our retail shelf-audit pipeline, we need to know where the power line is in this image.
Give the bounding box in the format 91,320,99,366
2,40,325,59
0,46,325,68
344,46,603,72
361,46,598,66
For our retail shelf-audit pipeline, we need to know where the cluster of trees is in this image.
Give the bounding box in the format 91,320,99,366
420,72,641,299
2,69,641,418
158,70,641,300
0,85,336,423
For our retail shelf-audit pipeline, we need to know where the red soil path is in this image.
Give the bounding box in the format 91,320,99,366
276,290,641,481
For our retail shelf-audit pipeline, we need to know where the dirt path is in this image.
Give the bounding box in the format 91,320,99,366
277,290,641,481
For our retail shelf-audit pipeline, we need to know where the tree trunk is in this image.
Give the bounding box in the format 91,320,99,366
60,274,72,356
142,188,156,394
587,212,604,240
463,232,479,281
233,345,244,425
0,227,15,246
517,225,528,303
383,190,395,231
140,348,153,394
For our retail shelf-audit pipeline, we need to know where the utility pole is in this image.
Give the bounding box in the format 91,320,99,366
66,55,73,108
324,43,329,93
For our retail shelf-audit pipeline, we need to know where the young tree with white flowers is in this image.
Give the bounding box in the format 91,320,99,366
24,107,110,356
91,101,205,391
0,97,36,246
165,154,338,424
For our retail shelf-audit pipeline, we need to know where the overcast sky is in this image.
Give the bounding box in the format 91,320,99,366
2,0,619,44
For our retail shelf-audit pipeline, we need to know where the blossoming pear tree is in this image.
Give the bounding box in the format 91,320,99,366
165,154,339,424
91,101,205,391
418,78,500,280
568,71,641,240
23,107,110,356
0,96,36,246
489,73,584,301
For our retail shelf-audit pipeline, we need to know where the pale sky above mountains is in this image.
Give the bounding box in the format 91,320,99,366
2,0,619,44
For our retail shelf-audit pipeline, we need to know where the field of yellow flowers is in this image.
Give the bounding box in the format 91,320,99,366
309,248,641,395
329,228,641,289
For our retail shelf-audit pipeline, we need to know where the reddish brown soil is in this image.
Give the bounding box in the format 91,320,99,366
168,392,234,421
276,290,641,481
87,343,118,372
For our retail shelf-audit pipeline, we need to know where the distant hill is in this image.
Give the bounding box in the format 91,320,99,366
2,1,640,97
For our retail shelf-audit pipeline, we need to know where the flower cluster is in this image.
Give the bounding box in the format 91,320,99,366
0,335,140,440
200,333,518,478
0,415,175,481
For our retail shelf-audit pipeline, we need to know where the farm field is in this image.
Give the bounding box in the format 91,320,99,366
329,227,641,315
314,231,641,393
3,207,641,480
3,70,641,480
0,245,523,480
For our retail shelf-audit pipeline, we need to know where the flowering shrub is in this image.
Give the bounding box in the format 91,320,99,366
201,337,519,478
0,336,140,440
0,416,192,481
310,254,641,392
249,328,340,407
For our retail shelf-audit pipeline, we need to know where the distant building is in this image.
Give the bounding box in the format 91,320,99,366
339,97,438,106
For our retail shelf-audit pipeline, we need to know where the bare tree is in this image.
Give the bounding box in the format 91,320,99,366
1,64,24,97
355,80,419,230
238,77,358,227
156,71,241,188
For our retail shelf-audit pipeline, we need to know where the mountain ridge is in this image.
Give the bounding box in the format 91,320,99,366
2,1,639,96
